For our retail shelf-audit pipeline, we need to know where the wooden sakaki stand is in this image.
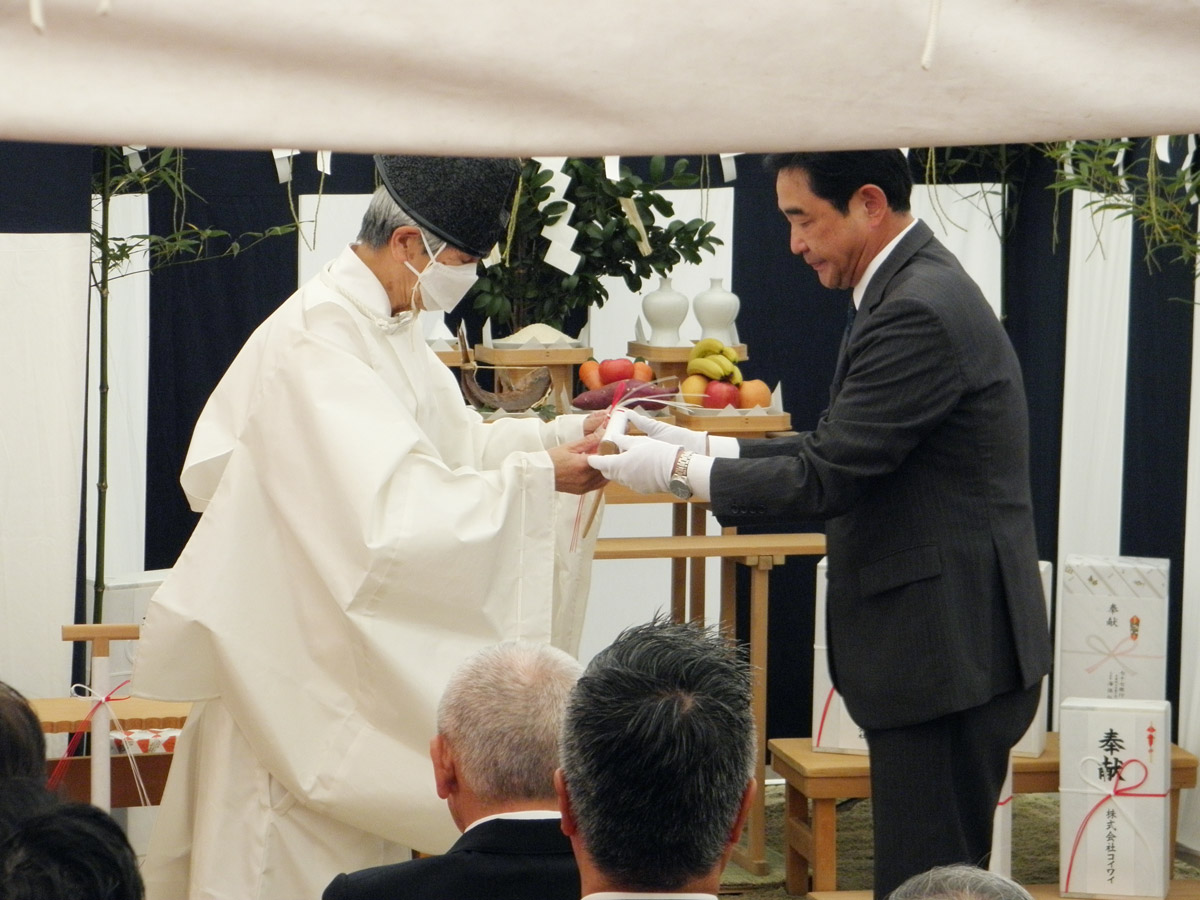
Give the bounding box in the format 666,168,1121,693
473,344,593,414
596,340,821,876
33,625,191,808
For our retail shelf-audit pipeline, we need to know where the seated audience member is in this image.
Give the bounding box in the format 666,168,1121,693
0,681,56,842
556,618,757,898
0,781,57,845
323,641,583,900
888,864,1035,900
0,681,47,781
0,801,145,900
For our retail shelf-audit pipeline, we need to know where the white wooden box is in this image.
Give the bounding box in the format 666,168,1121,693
1054,556,1169,728
811,557,868,754
989,759,1015,877
1059,697,1171,899
1012,560,1054,757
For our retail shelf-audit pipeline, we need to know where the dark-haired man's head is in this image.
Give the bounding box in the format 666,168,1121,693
764,150,916,291
556,619,755,894
0,802,144,900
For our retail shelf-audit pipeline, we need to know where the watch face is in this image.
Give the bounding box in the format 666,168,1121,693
669,479,692,499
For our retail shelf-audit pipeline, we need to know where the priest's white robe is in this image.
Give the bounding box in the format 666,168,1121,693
133,245,596,900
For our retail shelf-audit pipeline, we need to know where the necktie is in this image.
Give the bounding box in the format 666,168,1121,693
831,299,857,399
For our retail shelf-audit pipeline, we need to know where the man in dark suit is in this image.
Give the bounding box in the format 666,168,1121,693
589,150,1053,899
555,619,756,900
323,641,582,900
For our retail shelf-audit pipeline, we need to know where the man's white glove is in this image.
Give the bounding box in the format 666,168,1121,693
624,409,708,453
587,433,681,494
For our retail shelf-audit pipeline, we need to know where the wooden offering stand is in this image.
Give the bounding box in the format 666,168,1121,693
627,340,747,385
474,344,593,414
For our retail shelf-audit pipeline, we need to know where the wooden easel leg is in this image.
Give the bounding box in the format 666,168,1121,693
731,556,773,877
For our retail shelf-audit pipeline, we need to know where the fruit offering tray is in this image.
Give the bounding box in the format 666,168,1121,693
627,341,748,362
673,406,791,434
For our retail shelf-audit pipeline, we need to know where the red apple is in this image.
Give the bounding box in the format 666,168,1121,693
598,357,635,385
703,380,740,409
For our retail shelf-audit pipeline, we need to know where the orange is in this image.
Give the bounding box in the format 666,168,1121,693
737,379,772,409
680,374,709,406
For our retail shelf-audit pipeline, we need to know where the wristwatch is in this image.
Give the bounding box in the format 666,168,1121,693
669,450,694,499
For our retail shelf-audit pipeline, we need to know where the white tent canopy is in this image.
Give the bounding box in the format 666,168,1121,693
2,0,1199,155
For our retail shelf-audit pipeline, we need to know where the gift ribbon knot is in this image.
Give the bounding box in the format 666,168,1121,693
1064,757,1167,891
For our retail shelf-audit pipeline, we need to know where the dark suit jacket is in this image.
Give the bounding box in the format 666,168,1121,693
321,817,579,900
711,220,1052,731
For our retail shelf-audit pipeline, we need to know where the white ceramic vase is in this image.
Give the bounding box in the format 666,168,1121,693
692,277,740,346
641,276,690,347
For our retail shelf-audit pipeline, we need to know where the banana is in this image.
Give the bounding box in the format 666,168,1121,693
719,345,739,363
708,353,735,376
687,356,726,379
727,364,743,386
689,338,725,361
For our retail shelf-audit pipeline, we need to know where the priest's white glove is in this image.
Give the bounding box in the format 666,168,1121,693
624,409,708,453
587,433,682,494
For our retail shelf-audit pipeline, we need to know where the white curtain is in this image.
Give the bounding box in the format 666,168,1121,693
3,2,1200,157
911,183,1003,317
0,232,90,698
1051,191,1134,725
1176,261,1200,854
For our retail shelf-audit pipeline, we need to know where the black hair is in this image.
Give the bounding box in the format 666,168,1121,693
559,618,754,891
764,150,913,213
0,802,145,900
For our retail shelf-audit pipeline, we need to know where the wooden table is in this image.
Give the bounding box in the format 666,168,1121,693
596,530,827,876
768,732,1200,897
34,696,191,807
32,696,192,734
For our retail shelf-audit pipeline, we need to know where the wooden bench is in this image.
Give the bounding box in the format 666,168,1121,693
768,732,1199,897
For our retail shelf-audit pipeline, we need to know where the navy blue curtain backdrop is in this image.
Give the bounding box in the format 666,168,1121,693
0,141,92,233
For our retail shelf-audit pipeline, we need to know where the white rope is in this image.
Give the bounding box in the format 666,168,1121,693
69,681,152,808
921,0,943,70
30,0,111,31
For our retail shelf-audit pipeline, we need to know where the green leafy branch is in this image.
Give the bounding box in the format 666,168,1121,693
91,147,304,284
469,156,723,332
916,144,1036,239
1042,138,1200,270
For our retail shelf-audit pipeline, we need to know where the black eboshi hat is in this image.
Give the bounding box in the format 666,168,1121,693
373,154,520,258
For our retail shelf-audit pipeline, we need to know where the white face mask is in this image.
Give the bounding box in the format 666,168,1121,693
405,231,479,313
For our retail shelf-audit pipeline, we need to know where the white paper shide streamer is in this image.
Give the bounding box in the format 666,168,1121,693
533,157,582,275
